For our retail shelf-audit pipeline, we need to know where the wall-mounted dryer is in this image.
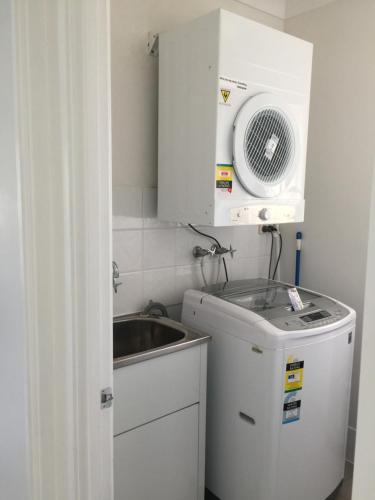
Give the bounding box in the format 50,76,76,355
158,9,313,226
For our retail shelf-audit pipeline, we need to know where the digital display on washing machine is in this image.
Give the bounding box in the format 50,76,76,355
300,310,331,323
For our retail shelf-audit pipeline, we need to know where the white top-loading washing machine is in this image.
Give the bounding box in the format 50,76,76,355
182,279,355,500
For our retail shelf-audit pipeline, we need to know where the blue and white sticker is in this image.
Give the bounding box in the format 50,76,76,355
282,391,301,424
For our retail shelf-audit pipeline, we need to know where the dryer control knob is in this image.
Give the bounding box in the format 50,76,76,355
259,208,270,221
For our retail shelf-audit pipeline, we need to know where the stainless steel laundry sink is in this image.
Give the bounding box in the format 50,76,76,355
113,315,210,369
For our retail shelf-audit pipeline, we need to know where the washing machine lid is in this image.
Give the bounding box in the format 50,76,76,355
202,279,351,330
204,279,317,314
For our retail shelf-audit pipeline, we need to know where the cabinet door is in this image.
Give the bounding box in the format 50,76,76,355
114,346,201,436
114,404,199,500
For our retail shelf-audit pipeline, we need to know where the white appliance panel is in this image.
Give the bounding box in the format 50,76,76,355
181,280,355,500
158,9,313,226
205,329,282,500
276,328,354,500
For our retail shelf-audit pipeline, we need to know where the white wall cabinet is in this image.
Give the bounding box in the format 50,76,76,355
114,343,207,500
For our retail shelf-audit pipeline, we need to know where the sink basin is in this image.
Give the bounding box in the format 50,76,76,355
114,318,185,358
113,315,210,369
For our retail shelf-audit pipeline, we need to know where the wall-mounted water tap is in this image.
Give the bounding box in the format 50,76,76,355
210,243,237,258
112,261,122,293
193,246,215,258
193,244,237,259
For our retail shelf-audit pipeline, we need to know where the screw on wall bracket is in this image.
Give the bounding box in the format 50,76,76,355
147,32,159,56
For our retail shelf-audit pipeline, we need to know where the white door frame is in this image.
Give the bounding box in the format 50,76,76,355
0,1,30,498
352,165,375,499
3,1,113,498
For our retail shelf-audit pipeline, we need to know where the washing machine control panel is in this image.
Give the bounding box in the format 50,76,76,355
270,305,350,331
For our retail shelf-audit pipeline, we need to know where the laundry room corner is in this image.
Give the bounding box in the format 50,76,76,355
279,0,375,464
110,0,285,319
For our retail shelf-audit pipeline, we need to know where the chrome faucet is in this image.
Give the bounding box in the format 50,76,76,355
112,261,122,293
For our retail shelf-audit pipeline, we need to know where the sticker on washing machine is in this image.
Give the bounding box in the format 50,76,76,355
282,391,302,424
216,164,233,192
284,358,304,393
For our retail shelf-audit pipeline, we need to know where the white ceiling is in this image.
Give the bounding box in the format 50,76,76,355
238,0,337,19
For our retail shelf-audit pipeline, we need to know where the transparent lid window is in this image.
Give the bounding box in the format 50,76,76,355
204,279,319,315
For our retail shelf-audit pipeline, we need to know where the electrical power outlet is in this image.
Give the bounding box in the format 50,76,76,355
258,225,275,235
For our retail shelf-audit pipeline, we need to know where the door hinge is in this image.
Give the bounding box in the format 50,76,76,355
101,387,114,409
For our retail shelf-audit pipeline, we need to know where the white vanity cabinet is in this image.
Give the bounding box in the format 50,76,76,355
113,343,208,500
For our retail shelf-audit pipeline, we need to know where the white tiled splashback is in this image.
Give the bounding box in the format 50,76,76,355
113,187,271,319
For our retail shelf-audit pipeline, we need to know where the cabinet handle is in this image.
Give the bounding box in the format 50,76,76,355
239,411,256,425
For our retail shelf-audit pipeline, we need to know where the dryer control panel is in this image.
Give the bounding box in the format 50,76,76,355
230,204,297,225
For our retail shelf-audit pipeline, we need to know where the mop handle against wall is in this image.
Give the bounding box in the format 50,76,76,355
295,232,302,286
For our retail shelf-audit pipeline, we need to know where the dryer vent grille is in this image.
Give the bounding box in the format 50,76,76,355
244,108,294,184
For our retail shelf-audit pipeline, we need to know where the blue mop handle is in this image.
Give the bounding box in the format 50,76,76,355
295,232,302,286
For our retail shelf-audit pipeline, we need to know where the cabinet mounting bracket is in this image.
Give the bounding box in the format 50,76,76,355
147,32,159,57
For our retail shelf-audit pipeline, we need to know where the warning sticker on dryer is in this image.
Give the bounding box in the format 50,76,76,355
282,391,302,424
216,164,233,192
284,360,304,393
219,76,247,106
220,89,231,103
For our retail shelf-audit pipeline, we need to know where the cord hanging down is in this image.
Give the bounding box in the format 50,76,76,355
263,225,282,281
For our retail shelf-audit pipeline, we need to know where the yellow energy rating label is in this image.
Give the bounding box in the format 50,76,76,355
284,359,304,393
216,164,233,192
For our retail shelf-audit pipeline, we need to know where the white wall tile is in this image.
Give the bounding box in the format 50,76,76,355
143,228,176,269
113,230,143,273
175,264,204,303
113,271,143,316
166,304,182,321
113,221,271,314
230,226,268,259
143,267,176,305
175,228,196,266
206,226,234,250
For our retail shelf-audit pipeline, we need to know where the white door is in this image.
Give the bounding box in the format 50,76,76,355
6,1,113,499
0,1,30,498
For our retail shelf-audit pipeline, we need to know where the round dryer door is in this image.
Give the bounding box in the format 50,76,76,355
233,93,300,198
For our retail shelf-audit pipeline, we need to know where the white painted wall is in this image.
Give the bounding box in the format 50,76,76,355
285,0,336,18
0,2,30,499
111,0,283,189
111,1,284,317
281,0,375,461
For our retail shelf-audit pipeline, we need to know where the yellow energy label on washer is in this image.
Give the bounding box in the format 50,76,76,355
216,164,233,192
284,360,304,393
